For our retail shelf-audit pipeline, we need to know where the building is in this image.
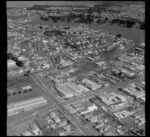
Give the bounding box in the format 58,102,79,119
73,104,85,111
7,97,47,116
77,84,90,92
79,105,97,115
83,111,93,119
58,120,68,127
65,82,83,94
57,81,89,98
79,108,91,115
95,123,104,129
123,83,145,99
85,101,98,111
82,79,102,90
89,114,104,123
121,69,135,78
95,61,106,66
53,116,61,123
97,92,128,112
29,124,43,136
21,85,32,91
60,60,73,68
109,102,128,112
63,125,71,132
21,130,34,136
114,110,134,119
56,84,74,98
98,92,127,106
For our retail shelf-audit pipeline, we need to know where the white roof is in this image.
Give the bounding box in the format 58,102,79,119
7,59,16,67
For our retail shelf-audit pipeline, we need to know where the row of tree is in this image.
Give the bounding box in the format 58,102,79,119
7,88,32,96
39,12,144,30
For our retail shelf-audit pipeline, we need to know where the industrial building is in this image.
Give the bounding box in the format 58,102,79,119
56,84,75,98
72,104,85,111
114,109,135,119
56,81,90,98
123,83,145,99
60,60,73,68
97,92,128,112
77,102,98,115
65,82,83,94
77,84,90,92
7,96,47,116
98,92,127,106
82,79,102,90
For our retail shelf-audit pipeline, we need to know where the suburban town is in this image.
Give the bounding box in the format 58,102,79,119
7,1,145,136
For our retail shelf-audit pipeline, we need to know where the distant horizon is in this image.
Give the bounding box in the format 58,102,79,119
7,1,99,8
7,1,144,8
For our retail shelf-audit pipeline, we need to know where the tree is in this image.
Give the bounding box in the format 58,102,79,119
18,90,22,94
16,60,24,67
13,92,17,95
140,22,145,30
23,90,28,93
39,26,43,29
116,34,121,38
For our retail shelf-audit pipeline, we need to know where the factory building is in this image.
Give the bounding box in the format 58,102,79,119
77,84,90,92
72,104,85,111
65,82,83,94
79,108,92,115
98,92,127,106
97,92,128,112
56,81,90,98
60,60,73,68
7,97,47,116
121,68,135,78
83,111,93,119
123,83,145,99
114,109,135,119
82,79,102,90
78,102,98,115
56,84,74,98
109,102,128,112
85,101,98,111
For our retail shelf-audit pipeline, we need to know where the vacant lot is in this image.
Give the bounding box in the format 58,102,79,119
7,85,42,104
7,76,34,88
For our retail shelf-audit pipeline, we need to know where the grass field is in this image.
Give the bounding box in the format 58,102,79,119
7,76,44,104
7,86,43,104
7,76,34,88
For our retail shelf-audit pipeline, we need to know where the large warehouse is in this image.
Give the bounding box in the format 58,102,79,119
7,96,47,116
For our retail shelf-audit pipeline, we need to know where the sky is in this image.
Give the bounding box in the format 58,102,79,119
7,1,100,7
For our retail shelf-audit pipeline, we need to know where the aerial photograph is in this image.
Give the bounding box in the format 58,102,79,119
7,1,145,136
